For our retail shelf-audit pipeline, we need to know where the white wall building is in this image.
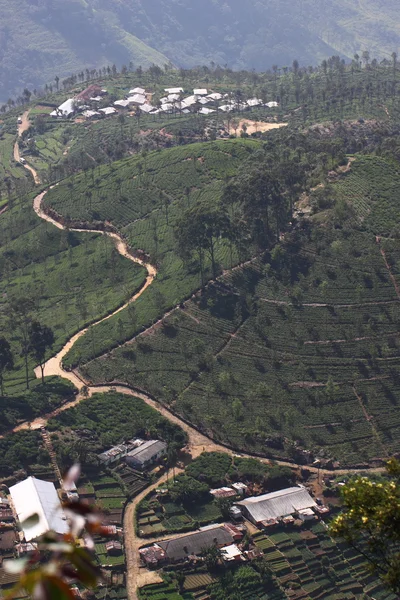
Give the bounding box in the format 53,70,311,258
10,477,68,541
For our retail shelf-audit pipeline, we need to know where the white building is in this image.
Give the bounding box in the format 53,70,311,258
194,88,208,96
127,94,147,106
165,87,184,94
125,440,167,470
198,107,215,115
114,99,131,109
82,110,100,119
129,87,146,95
247,98,263,107
50,98,75,118
140,104,156,114
10,477,68,542
208,93,223,101
236,487,316,526
99,107,117,116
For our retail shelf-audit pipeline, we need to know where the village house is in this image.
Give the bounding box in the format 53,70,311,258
151,523,241,564
50,98,75,118
99,107,117,117
75,84,103,103
127,94,146,106
105,541,122,555
221,544,245,563
139,545,167,569
98,443,131,466
129,87,146,95
125,440,167,471
164,87,184,94
210,487,237,499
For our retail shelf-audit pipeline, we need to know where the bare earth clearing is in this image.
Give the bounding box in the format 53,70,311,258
229,119,287,135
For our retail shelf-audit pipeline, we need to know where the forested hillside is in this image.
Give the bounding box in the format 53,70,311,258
2,0,400,100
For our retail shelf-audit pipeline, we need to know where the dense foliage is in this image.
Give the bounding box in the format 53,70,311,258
0,431,49,476
0,378,75,434
331,459,400,593
48,391,187,452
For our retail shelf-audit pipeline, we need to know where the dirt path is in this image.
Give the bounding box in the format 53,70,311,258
376,236,400,301
31,190,156,386
352,386,389,457
14,111,41,184
124,469,184,598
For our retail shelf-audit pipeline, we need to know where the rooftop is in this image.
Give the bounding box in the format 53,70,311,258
158,524,234,561
10,477,68,541
126,440,167,465
165,87,184,94
237,487,316,522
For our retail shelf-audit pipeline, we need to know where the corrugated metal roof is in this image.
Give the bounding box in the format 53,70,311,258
158,524,233,560
237,487,316,522
126,440,166,465
10,477,68,541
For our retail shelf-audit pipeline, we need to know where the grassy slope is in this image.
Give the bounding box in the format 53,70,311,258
82,153,400,467
43,138,261,367
0,191,146,394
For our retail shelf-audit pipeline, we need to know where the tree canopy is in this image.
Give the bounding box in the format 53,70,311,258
330,459,400,593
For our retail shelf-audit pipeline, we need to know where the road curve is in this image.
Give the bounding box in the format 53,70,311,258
32,189,156,386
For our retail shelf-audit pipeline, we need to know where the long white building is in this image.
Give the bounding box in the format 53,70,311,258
10,477,68,541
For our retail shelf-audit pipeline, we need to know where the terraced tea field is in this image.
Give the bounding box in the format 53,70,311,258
252,524,398,599
0,189,146,393
83,219,400,465
42,139,261,368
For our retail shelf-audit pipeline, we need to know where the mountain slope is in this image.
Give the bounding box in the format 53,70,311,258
0,0,170,101
2,0,400,100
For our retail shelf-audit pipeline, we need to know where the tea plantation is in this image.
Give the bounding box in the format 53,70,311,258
0,188,146,393
81,151,400,466
43,139,261,368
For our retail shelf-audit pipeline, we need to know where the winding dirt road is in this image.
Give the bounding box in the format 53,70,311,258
32,190,156,386
14,111,41,184
3,121,389,600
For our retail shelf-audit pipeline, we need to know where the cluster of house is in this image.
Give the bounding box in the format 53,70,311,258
140,486,330,569
112,86,278,117
98,439,167,471
50,83,279,121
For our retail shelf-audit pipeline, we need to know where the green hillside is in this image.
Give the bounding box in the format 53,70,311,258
0,189,146,394
2,0,400,100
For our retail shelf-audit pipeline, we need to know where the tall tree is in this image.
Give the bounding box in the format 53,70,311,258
175,201,230,281
8,298,34,389
0,337,13,396
28,321,55,385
